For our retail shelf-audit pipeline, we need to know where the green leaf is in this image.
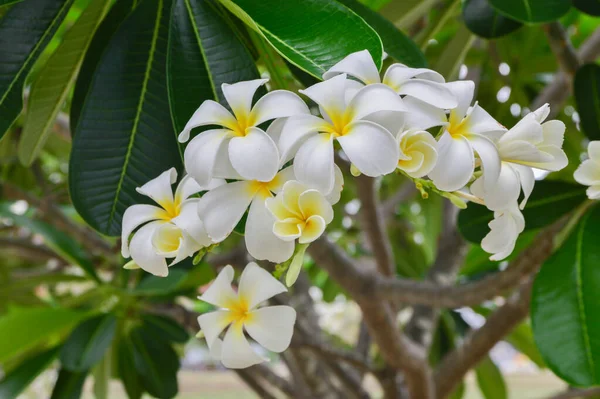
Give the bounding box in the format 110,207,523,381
532,203,600,386
475,356,508,399
61,314,117,372
69,0,183,236
434,25,475,80
167,0,259,134
0,0,73,138
0,346,60,398
49,368,87,399
573,0,600,16
487,0,570,23
142,314,189,343
506,322,546,368
574,63,600,141
458,181,587,243
0,202,100,282
133,268,188,295
0,0,24,6
0,306,87,363
335,0,426,67
218,0,383,78
462,0,522,39
18,0,112,166
70,0,137,132
130,326,179,398
116,336,144,399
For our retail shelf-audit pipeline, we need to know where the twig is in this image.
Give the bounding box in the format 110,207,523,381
235,369,278,399
249,363,295,398
546,387,600,399
543,22,581,77
291,336,377,373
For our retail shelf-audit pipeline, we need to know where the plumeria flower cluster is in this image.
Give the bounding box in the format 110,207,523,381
120,50,569,368
575,141,600,199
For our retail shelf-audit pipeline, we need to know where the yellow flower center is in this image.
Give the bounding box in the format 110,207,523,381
447,111,471,139
248,175,281,199
323,109,353,137
230,113,257,137
155,194,183,221
153,225,184,253
226,296,254,325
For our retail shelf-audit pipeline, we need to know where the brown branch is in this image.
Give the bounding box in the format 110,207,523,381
543,22,581,76
249,363,295,398
235,369,278,399
291,336,377,373
546,387,600,399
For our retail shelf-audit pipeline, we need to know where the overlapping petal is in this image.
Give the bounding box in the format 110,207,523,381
228,127,279,182
129,221,169,277
293,133,335,195
136,168,177,209
222,79,268,121
250,90,310,126
428,132,474,192
238,262,288,309
245,197,295,263
322,49,381,84
184,129,233,186
178,100,238,142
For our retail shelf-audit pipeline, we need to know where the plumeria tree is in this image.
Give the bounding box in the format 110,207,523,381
2,0,600,398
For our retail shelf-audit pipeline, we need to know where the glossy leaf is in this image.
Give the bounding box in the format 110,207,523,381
69,0,182,236
475,356,507,399
61,314,117,372
335,0,426,67
0,0,73,138
168,0,259,134
458,181,587,243
532,203,600,386
487,0,570,23
18,0,112,166
142,314,189,343
573,0,600,16
116,336,144,399
0,346,60,398
463,0,522,39
574,63,600,141
134,268,188,295
0,306,87,363
130,327,179,398
49,368,87,399
0,0,24,6
218,0,383,78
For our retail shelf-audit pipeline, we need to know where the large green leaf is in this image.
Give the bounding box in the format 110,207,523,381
49,368,87,399
532,203,600,386
0,346,60,398
487,0,571,23
574,63,600,141
0,306,87,363
335,0,426,67
167,0,259,134
475,356,507,399
573,0,600,16
60,314,117,372
218,0,383,78
142,314,189,343
458,181,587,243
0,0,73,138
18,0,112,166
116,336,144,399
0,0,24,6
463,0,522,39
69,0,182,236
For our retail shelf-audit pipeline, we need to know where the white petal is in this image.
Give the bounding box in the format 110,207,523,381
481,207,523,261
322,49,381,84
476,163,521,211
136,168,176,209
428,132,474,192
397,130,438,178
347,84,406,121
265,117,287,144
532,103,550,122
574,159,600,186
278,115,326,165
587,185,600,199
446,80,475,123
129,221,169,277
221,323,265,369
397,79,457,109
172,199,213,247
245,306,296,353
513,164,535,209
299,215,327,244
499,114,542,144
222,79,268,121
198,311,232,350
198,181,255,242
270,166,296,193
151,222,185,257
251,90,309,126
299,74,347,117
535,145,569,171
293,133,335,194
228,127,279,182
588,141,600,161
383,63,445,89
121,204,162,257
470,134,501,192
184,129,232,186
402,97,448,130
464,104,506,136
179,101,237,142
542,120,565,147
175,175,224,202
299,190,334,223
362,110,405,135
208,338,223,360
199,265,237,308
337,121,399,177
324,165,344,205
238,262,288,309
343,79,365,104
245,198,295,263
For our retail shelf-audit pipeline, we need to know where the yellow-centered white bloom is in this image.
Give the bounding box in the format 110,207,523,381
121,169,222,276
178,79,309,185
397,129,438,178
278,74,403,194
574,141,600,199
197,164,344,263
197,263,296,369
323,50,457,109
471,104,567,211
481,205,525,261
266,181,334,244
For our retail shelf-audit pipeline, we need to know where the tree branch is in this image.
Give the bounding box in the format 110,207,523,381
543,22,581,76
291,335,377,373
235,368,278,399
546,387,600,399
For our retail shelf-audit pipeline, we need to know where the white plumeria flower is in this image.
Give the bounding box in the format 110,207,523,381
323,49,457,109
481,204,525,261
397,129,438,178
471,104,567,210
278,73,403,194
574,141,600,199
265,180,335,244
178,79,309,185
197,162,344,263
419,80,506,192
121,169,222,276
197,263,296,369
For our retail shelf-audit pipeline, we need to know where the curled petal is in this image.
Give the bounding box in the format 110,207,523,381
323,49,381,84
402,97,448,131
198,311,232,351
470,134,501,192
172,199,213,247
463,104,506,136
266,117,287,144
129,221,168,277
541,120,565,147
397,79,457,109
383,63,445,89
299,215,327,244
293,133,335,195
222,79,268,121
398,130,438,178
228,127,279,182
347,84,406,121
184,129,232,186
300,74,347,118
273,219,303,241
238,262,288,309
429,132,474,192
251,90,309,126
221,323,265,369
245,306,296,353
199,265,237,308
481,207,524,261
325,165,344,205
447,80,475,123
137,168,176,210
151,223,185,257
179,101,237,142
245,197,295,263
574,159,600,186
298,190,334,223
471,163,520,211
121,204,163,257
278,114,325,165
513,164,535,209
